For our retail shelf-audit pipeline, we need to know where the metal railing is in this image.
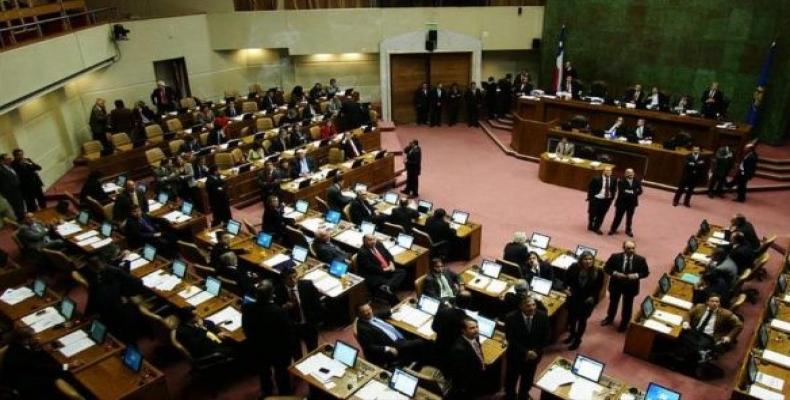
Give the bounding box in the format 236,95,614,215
0,7,117,51
235,0,544,11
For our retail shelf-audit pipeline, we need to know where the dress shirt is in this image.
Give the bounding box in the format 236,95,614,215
696,308,717,336
298,158,309,175
649,94,659,108
607,122,621,135
595,176,612,199
464,336,485,364
370,317,403,342
435,273,454,298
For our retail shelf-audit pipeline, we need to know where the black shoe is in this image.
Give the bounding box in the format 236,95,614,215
600,318,613,326
707,193,714,198
568,341,581,351
400,189,409,194
608,230,617,235
683,203,691,208
594,230,603,235
562,335,575,344
733,198,745,203
672,202,678,207
617,324,628,332
626,231,634,237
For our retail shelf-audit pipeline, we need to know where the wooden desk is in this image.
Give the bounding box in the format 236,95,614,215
514,96,750,151
289,345,380,399
193,227,253,250
0,284,59,321
623,298,688,361
148,201,208,237
538,152,615,191
535,356,644,400
45,324,124,372
349,375,442,400
72,353,169,400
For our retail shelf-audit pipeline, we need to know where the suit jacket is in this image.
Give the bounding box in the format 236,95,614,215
349,197,376,225
110,108,134,134
603,252,649,296
614,178,643,209
555,141,575,156
342,137,364,159
2,343,63,398
314,240,348,264
522,260,555,284
700,88,724,116
269,136,290,153
206,129,225,146
564,263,604,310
89,105,108,135
18,222,50,250
414,89,430,110
623,88,645,104
150,86,178,108
686,304,742,341
431,306,465,357
465,88,482,108
124,215,160,248
11,158,43,190
112,189,148,222
429,88,446,108
274,279,324,326
628,125,653,141
504,310,550,362
356,316,402,366
326,184,352,211
448,337,486,397
389,206,419,233
422,270,461,299
503,242,529,269
425,216,455,245
681,154,707,182
643,92,668,110
733,221,759,250
80,177,110,204
0,165,22,207
728,244,754,273
737,152,758,180
404,144,421,174
356,243,395,288
587,175,618,201
241,301,296,364
291,157,315,176
560,80,583,98
261,206,291,241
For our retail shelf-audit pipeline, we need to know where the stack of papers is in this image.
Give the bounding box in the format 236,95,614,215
141,270,181,291
707,237,729,246
21,307,65,333
712,231,726,239
148,200,163,212
661,295,693,310
568,379,604,400
770,318,790,333
643,319,672,334
55,222,82,236
162,210,190,223
392,305,432,327
178,286,214,306
206,306,242,332
126,254,150,271
355,380,408,400
690,253,711,263
102,182,121,193
74,230,98,241
91,237,113,249
304,270,342,296
486,279,508,294
535,366,576,392
294,353,347,384
57,330,96,357
756,371,785,391
465,273,491,290
763,349,790,368
748,384,784,400
551,254,577,270
652,310,683,326
263,254,291,268
299,218,324,233
334,230,364,248
76,236,101,247
0,287,34,305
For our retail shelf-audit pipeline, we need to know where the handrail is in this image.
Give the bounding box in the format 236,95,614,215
0,7,117,49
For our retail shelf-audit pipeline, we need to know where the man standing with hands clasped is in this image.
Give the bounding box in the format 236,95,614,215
609,168,643,237
601,240,649,332
586,166,617,235
504,296,550,400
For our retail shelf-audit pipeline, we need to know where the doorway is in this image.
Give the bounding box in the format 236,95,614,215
390,52,472,124
153,57,191,98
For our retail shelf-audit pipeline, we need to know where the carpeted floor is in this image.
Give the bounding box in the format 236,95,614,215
10,124,790,399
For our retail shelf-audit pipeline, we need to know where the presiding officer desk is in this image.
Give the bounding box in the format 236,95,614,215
514,96,750,151
538,152,615,191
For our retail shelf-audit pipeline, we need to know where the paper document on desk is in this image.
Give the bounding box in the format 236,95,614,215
308,353,347,379
206,306,242,332
1,287,34,305
418,321,436,338
148,201,163,212
392,305,431,327
527,246,547,257
713,231,726,239
263,254,291,268
763,349,790,368
22,307,65,333
388,245,407,257
643,319,672,334
661,295,693,310
568,378,604,400
756,371,785,391
748,384,784,400
59,333,95,358
313,276,341,294
102,183,121,193
535,366,576,392
129,257,150,271
91,237,113,249
355,380,408,400
299,218,324,233
551,254,577,270
770,318,790,333
283,210,304,219
690,252,711,263
56,222,82,237
486,279,508,295
156,276,181,292
142,270,168,288
303,269,329,282
74,230,98,241
334,230,363,248
707,237,729,246
186,291,214,306
653,310,683,326
178,286,202,298
465,272,491,290
76,236,101,247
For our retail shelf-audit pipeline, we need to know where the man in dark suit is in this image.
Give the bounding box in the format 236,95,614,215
292,150,315,177
83,255,145,342
504,296,550,400
269,129,291,153
109,99,134,134
560,76,582,99
730,213,760,250
673,146,706,207
422,258,470,305
727,232,755,273
0,153,24,219
260,89,276,112
150,80,179,114
112,180,148,223
11,149,45,212
349,188,387,226
1,327,67,398
429,83,445,127
603,116,628,138
355,302,426,367
206,125,226,146
601,240,650,331
431,303,466,370
356,234,405,303
484,76,499,119
644,86,668,111
414,83,430,125
503,232,530,269
622,84,645,104
275,268,323,358
402,140,421,197
89,98,109,148
313,228,349,264
700,82,725,119
242,281,296,397
587,167,617,234
627,118,653,142
341,132,364,159
497,75,513,116
730,143,758,202
708,145,734,198
679,294,742,371
174,307,234,362
425,208,458,259
326,175,352,211
17,212,66,251
124,205,168,250
465,81,483,127
206,165,232,226
448,317,487,398
388,198,419,233
608,168,643,236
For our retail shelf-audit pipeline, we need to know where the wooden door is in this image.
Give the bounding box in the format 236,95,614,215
391,53,429,124
429,52,471,91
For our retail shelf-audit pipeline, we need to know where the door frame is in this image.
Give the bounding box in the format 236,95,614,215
380,29,482,122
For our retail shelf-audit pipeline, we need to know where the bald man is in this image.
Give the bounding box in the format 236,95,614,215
609,168,643,237
602,240,649,331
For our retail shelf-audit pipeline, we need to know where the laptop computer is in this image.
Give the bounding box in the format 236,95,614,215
205,276,222,296
77,210,90,225
298,179,312,189
181,202,194,216
530,276,553,296
475,314,496,339
142,244,157,262
575,245,598,258
686,236,698,254
33,278,47,297
329,260,348,278
571,354,605,383
480,259,502,279
325,210,341,225
332,340,358,368
238,163,252,173
172,259,187,279
157,192,169,204
122,345,144,372
658,273,671,295
396,233,414,250
383,192,399,205
641,297,655,319
115,175,127,188
294,200,309,214
530,232,551,250
451,210,469,225
89,320,107,344
417,200,433,213
360,221,376,236
644,382,681,400
226,220,241,236
389,368,419,398
777,274,787,295
417,295,440,315
291,246,309,263
758,323,769,349
699,219,710,236
673,254,685,274
60,297,76,321
256,232,273,249
99,222,113,238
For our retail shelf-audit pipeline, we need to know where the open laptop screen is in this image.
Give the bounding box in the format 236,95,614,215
389,368,419,398
572,354,604,383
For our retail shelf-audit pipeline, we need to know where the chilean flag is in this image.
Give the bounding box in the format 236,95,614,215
552,25,567,93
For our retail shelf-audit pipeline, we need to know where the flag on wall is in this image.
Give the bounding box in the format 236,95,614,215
551,25,567,93
745,40,776,126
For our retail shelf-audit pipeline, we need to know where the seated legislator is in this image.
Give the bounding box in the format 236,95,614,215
503,232,530,269
425,208,459,259
112,180,148,222
727,232,754,273
206,123,226,146
269,129,291,153
447,317,487,398
348,187,387,226
0,327,66,399
218,251,257,296
730,213,760,250
289,126,310,148
622,84,645,105
627,118,653,142
17,212,66,252
125,205,170,252
356,234,405,304
643,86,668,111
355,302,427,368
603,116,628,138
558,75,583,99
174,307,234,364
555,137,575,157
422,258,471,306
341,131,365,159
388,198,419,233
679,294,742,371
326,175,353,211
79,170,111,205
523,251,556,285
261,196,293,244
704,248,737,286
180,134,202,154
673,95,693,114
700,82,725,119
292,149,315,177
313,228,349,264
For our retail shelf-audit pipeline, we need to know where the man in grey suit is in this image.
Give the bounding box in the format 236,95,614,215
18,213,65,251
555,137,575,157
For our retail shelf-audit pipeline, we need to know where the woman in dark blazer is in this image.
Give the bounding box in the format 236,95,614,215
563,251,603,350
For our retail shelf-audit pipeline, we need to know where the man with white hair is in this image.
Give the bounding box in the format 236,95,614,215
348,186,386,226
294,149,314,177
356,234,404,304
150,80,178,114
312,228,348,264
503,232,530,269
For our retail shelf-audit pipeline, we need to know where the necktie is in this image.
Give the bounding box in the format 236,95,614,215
604,177,610,198
624,255,632,273
525,315,532,334
349,139,360,157
437,273,454,298
470,339,484,364
372,318,403,341
371,247,388,269
696,309,713,332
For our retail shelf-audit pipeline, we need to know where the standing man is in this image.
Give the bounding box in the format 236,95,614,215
109,100,134,135
707,145,734,198
206,165,232,226
673,146,706,207
414,83,430,125
484,76,498,119
448,317,487,399
447,83,462,126
608,168,643,237
504,296,550,400
274,268,323,358
402,140,421,197
89,98,109,149
586,166,617,235
11,149,46,212
601,240,650,332
0,153,24,219
701,82,725,119
729,143,758,203
465,81,482,127
150,80,178,115
429,83,445,127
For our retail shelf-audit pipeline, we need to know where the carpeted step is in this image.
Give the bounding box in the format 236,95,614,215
377,120,396,131
487,119,512,131
755,171,790,181
757,162,790,172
